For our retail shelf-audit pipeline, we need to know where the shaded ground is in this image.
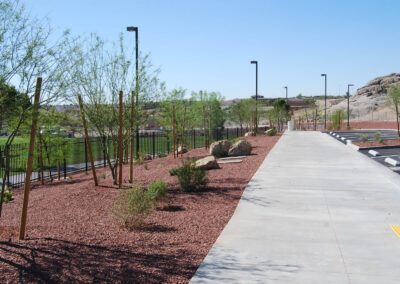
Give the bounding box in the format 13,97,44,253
0,135,281,283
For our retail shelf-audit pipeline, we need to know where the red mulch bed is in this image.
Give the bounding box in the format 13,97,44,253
0,135,281,283
337,121,398,130
354,139,400,148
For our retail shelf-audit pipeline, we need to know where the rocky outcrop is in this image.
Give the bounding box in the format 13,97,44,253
228,140,252,156
210,140,231,157
328,73,400,119
356,73,400,97
194,156,220,170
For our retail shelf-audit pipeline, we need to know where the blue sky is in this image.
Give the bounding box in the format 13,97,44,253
24,0,400,100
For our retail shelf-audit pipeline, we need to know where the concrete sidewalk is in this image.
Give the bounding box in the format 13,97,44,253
191,131,400,284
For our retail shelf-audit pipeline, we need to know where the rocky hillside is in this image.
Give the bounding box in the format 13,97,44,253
329,73,400,119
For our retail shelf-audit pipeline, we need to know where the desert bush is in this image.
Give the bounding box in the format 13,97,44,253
173,160,208,192
374,132,383,143
359,134,368,142
265,128,277,136
112,185,155,230
2,190,13,203
331,109,345,130
147,180,168,203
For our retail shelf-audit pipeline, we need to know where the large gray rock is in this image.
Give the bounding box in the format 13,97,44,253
194,156,220,170
177,145,188,154
210,140,231,157
244,131,256,137
228,140,252,156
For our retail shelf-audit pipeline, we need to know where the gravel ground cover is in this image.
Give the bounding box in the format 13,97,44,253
0,134,281,283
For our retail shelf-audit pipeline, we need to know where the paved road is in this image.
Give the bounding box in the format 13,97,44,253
191,131,400,284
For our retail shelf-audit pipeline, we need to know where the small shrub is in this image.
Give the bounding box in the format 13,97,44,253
147,180,168,203
112,185,155,230
374,132,383,143
265,128,277,136
101,173,107,180
158,152,167,158
2,190,13,203
144,163,148,170
68,175,73,180
360,134,368,142
331,109,345,130
135,152,146,165
169,168,179,176
175,160,208,192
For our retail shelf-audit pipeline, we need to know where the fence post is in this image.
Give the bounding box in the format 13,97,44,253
167,134,170,154
226,128,228,140
237,127,239,137
152,132,156,159
63,158,67,179
84,140,88,172
103,137,106,167
193,129,196,149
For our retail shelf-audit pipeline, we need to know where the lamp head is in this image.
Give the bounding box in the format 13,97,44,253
126,26,138,32
321,73,326,77
348,84,354,87
250,61,257,64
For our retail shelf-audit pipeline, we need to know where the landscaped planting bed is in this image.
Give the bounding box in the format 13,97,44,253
353,139,400,148
0,134,281,283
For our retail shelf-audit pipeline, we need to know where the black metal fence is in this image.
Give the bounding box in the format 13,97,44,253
0,126,261,188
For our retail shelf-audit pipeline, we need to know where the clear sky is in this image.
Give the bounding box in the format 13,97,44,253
24,0,400,100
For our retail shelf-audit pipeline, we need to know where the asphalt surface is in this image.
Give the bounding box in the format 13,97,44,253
327,130,399,144
191,131,400,284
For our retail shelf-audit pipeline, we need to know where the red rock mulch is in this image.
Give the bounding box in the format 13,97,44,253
354,139,400,148
0,134,281,283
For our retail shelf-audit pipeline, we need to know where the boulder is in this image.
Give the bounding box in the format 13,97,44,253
244,131,256,137
194,156,220,170
143,154,153,160
228,140,252,156
210,140,231,157
177,145,188,154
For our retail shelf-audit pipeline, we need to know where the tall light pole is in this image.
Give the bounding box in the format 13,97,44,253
250,61,258,135
284,86,288,103
321,74,327,129
347,84,354,129
126,26,139,159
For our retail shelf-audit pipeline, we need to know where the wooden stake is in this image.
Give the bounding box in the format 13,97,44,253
78,94,98,187
129,92,135,183
118,91,123,188
203,105,207,149
181,104,187,158
19,77,42,240
38,128,44,185
172,105,176,158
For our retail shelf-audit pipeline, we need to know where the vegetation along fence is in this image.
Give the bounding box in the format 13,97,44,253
0,127,264,188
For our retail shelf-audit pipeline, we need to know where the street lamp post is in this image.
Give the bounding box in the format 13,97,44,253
347,84,354,129
284,86,288,103
126,26,139,159
321,74,327,129
250,60,258,135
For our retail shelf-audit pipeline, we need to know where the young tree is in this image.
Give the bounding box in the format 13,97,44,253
387,85,400,137
0,1,80,217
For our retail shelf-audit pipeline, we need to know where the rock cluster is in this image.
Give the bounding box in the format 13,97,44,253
210,140,231,157
228,140,252,156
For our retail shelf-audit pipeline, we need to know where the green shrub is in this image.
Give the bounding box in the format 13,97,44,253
2,190,13,203
265,128,277,136
360,134,368,142
331,109,345,130
147,180,168,203
112,185,155,230
174,160,208,192
374,132,383,143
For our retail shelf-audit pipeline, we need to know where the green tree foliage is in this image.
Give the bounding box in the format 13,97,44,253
229,99,256,132
387,85,400,137
273,99,291,131
331,109,345,130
